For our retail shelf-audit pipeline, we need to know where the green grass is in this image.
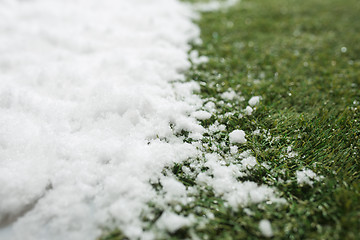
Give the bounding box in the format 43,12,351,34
100,0,360,239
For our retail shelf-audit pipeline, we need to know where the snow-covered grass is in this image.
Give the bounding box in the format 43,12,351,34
0,0,204,239
1,0,359,239
103,0,359,238
160,0,359,238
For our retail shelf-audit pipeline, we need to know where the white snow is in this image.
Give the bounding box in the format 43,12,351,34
0,1,288,239
192,110,212,120
245,106,253,115
229,130,247,144
156,211,194,233
221,88,237,101
195,153,282,208
189,50,209,65
259,219,274,238
296,168,322,187
0,0,202,239
241,156,257,169
286,146,298,158
248,96,262,106
193,0,240,12
230,146,238,154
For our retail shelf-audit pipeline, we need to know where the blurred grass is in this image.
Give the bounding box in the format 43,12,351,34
100,0,360,239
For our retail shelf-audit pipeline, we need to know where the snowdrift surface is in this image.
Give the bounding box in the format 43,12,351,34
0,0,202,239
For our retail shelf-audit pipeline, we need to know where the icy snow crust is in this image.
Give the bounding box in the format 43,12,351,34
0,0,201,239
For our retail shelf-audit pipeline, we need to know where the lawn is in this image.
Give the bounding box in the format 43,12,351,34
101,0,360,239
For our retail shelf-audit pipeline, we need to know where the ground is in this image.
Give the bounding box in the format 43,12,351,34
102,0,360,239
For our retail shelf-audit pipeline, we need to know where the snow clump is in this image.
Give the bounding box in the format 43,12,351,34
259,219,274,238
296,168,322,187
245,106,253,115
248,96,262,106
229,130,247,144
192,110,212,120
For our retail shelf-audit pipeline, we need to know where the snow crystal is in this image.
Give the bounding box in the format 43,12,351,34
248,96,262,106
0,0,202,239
229,130,247,144
259,219,274,238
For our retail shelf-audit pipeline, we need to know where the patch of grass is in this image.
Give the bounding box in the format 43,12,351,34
183,0,360,238
101,0,360,239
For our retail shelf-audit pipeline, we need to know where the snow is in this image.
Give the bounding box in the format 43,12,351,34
229,130,247,144
221,88,237,101
296,168,322,187
196,153,280,208
189,50,209,65
0,0,202,239
193,0,240,12
0,1,287,239
156,211,194,233
241,156,257,169
192,110,212,120
248,96,262,106
245,105,253,115
259,219,274,238
286,146,298,158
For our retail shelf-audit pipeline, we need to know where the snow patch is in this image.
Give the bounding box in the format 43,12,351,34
221,89,238,101
156,212,194,233
259,219,274,238
0,0,202,239
249,96,262,106
296,168,322,187
229,130,247,144
193,0,240,12
245,106,253,115
192,110,212,120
